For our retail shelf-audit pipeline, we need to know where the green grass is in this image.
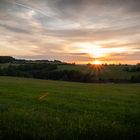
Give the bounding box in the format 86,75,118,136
89,65,140,80
58,64,140,80
0,77,140,140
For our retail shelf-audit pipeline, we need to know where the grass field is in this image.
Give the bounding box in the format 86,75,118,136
0,77,140,140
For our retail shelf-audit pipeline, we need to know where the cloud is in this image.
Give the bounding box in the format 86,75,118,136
0,0,140,64
0,23,31,34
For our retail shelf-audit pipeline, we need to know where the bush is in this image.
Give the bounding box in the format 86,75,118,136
130,75,140,83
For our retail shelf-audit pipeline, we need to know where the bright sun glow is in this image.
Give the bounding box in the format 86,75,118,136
90,48,106,58
75,43,105,58
93,60,102,65
74,42,126,59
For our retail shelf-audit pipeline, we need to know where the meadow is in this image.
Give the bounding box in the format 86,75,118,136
0,77,140,140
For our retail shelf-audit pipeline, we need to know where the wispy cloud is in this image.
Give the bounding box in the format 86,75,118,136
0,0,140,64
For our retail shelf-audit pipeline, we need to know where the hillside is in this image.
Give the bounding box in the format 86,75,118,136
0,62,140,83
58,64,140,81
0,77,140,140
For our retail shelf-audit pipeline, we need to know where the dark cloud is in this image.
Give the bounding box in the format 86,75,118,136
0,23,31,34
47,0,140,18
69,53,87,56
103,52,140,61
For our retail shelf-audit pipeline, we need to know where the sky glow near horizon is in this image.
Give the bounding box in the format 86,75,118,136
0,0,140,64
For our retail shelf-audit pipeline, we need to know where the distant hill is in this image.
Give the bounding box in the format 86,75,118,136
0,56,15,63
0,56,64,64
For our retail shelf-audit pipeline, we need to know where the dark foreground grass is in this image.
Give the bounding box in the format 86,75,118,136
0,77,140,140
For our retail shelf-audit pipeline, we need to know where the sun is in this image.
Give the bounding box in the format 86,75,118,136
93,60,102,65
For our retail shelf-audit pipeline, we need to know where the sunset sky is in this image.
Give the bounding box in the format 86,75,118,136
0,0,140,64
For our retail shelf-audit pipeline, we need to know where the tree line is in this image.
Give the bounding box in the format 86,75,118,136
0,63,96,83
0,56,140,83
